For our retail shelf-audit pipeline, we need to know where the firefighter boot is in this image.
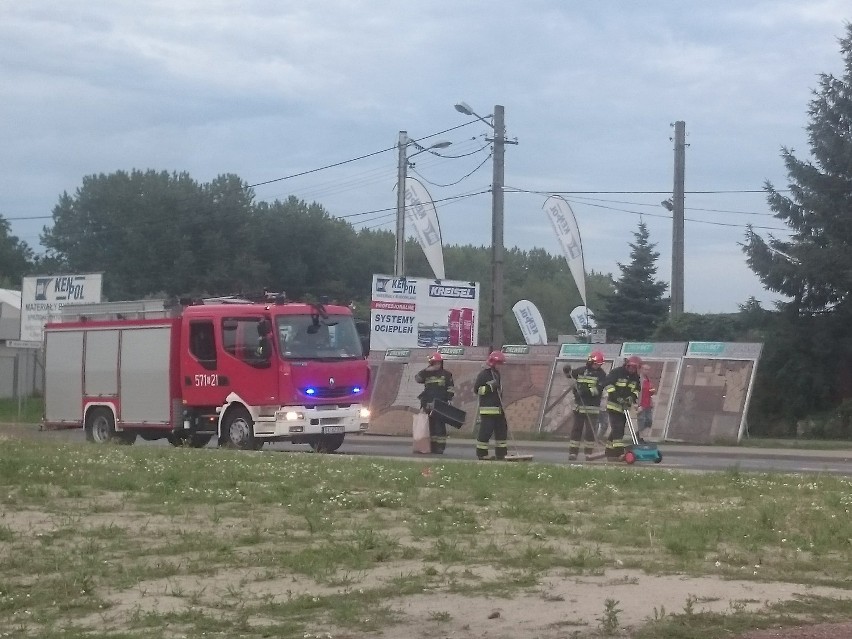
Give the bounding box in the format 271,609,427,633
568,440,580,460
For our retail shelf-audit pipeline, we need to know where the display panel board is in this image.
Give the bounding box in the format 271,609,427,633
367,344,559,436
367,347,489,435
619,342,687,441
666,342,762,443
537,343,623,434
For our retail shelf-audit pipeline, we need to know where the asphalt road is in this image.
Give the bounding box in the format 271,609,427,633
6,424,850,476
333,435,852,476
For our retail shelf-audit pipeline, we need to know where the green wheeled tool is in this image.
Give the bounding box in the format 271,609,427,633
622,409,663,464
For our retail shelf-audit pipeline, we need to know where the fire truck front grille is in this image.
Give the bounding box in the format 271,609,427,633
302,386,358,399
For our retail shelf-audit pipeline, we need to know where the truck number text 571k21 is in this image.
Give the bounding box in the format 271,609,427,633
194,374,219,387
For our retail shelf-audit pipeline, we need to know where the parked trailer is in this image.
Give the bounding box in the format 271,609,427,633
43,297,371,452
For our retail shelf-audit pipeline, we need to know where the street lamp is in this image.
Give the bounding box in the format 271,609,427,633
394,132,451,277
453,102,517,350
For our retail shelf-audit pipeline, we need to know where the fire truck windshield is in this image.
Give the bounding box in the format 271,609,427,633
276,314,364,360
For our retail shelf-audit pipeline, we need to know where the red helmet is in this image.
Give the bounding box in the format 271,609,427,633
587,351,605,365
486,351,506,367
625,355,643,369
427,352,443,364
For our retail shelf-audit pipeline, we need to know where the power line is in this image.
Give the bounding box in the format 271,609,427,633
245,120,481,190
411,152,493,188
566,194,778,217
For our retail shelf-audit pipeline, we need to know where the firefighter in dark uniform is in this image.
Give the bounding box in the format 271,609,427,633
474,351,508,460
602,355,642,459
564,350,606,460
414,352,455,454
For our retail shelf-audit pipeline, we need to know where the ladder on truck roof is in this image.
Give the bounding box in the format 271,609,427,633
57,299,177,322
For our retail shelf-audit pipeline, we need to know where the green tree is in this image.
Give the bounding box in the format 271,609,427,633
595,221,669,341
254,196,368,302
0,217,35,288
743,23,852,315
741,24,852,422
40,170,265,299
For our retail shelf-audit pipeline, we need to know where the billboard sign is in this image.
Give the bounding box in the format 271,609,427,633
370,274,480,350
20,273,103,342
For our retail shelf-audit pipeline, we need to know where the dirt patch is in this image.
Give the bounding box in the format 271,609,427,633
58,555,852,638
733,622,852,638
379,570,849,638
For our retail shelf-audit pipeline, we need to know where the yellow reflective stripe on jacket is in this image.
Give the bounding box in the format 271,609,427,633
479,406,502,415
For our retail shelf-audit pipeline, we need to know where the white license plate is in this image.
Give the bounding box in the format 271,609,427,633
322,426,344,434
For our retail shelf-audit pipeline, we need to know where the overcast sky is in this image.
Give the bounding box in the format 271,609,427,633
1,2,849,313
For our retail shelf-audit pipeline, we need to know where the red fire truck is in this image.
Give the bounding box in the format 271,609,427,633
42,295,371,452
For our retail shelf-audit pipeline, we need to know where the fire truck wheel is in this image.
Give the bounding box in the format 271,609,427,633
222,407,258,450
85,407,118,444
309,434,345,453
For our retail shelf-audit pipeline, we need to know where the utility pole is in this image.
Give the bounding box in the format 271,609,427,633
453,101,516,350
491,106,506,350
670,121,686,318
394,130,408,277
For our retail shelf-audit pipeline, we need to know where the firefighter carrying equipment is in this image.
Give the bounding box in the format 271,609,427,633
603,364,640,413
564,362,606,414
474,364,508,459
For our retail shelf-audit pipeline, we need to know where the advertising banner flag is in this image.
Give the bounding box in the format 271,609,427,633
369,274,480,350
512,299,548,345
543,195,587,306
569,305,597,333
404,177,445,280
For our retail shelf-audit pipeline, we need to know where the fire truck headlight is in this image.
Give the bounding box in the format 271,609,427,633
285,411,303,421
352,386,362,394
359,407,371,419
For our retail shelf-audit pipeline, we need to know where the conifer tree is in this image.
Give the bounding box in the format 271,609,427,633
595,221,669,341
743,24,852,314
741,24,852,420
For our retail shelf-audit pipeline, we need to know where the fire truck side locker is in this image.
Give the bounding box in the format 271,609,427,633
43,321,177,435
44,329,84,427
116,324,175,428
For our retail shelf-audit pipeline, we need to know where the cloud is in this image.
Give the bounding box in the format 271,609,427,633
0,1,847,313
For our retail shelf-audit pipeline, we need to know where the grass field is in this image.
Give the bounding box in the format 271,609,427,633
0,434,850,638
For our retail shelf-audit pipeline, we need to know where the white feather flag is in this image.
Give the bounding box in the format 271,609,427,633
543,195,587,306
512,299,548,345
404,177,445,280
